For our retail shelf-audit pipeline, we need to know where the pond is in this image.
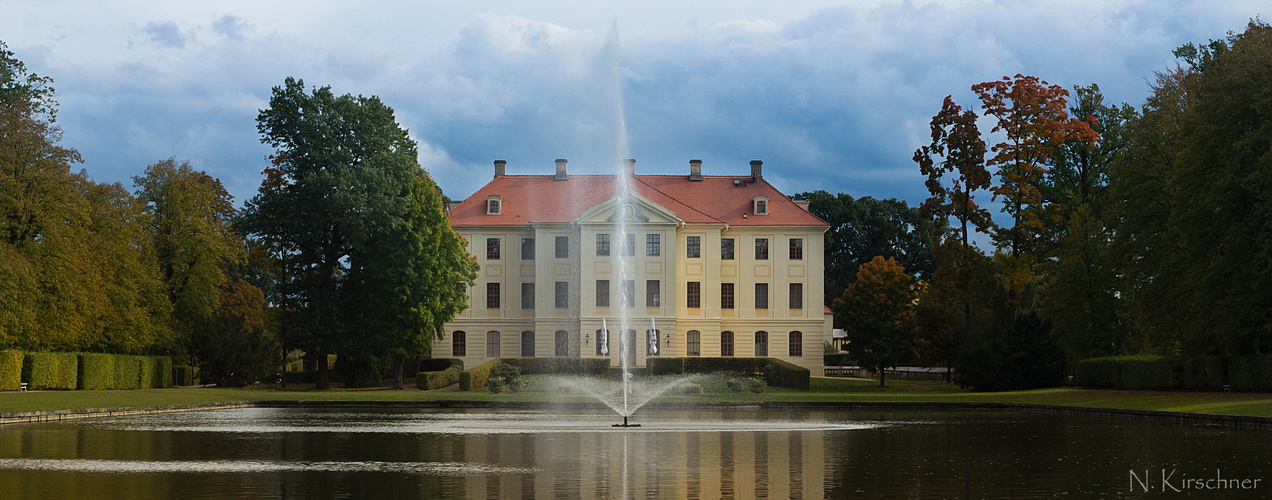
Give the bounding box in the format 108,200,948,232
0,406,1266,498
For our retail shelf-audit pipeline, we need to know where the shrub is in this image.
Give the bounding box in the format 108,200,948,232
678,382,702,395
493,364,523,392
78,353,115,390
0,351,22,391
419,358,464,372
1185,357,1227,389
726,379,745,393
649,357,808,390
763,359,811,390
175,365,197,386
1228,356,1272,392
417,365,462,390
488,378,506,393
501,357,608,375
823,353,852,366
956,312,1066,391
647,357,685,375
459,359,501,391
748,378,766,393
22,352,78,390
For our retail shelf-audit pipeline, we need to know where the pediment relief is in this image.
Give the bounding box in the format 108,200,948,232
578,194,680,226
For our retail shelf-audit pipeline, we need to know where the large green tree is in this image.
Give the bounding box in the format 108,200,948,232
793,191,934,306
240,77,475,389
1036,85,1136,362
832,256,922,386
134,158,245,340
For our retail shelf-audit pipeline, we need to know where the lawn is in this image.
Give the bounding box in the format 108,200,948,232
3,375,1272,418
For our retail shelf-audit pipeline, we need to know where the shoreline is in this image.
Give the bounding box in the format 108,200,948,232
4,399,1270,431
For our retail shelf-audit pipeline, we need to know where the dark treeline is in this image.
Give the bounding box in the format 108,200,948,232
803,20,1272,390
0,42,475,388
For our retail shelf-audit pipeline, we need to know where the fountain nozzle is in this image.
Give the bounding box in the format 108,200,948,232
612,416,641,428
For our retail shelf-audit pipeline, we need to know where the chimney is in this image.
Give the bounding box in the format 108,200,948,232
555,159,568,181
494,160,506,179
689,159,703,181
623,158,636,176
750,160,763,179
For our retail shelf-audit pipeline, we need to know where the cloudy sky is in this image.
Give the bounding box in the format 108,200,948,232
1,1,1267,207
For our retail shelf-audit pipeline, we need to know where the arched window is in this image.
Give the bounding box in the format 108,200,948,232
788,331,803,357
721,331,735,357
486,331,500,358
452,331,466,357
687,330,701,357
555,330,570,357
521,331,535,357
755,331,769,357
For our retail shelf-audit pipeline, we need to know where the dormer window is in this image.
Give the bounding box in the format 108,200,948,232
753,196,769,215
486,195,502,215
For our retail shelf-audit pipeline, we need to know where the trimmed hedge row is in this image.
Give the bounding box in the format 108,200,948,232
499,357,609,375
648,357,810,390
1075,355,1272,391
419,358,464,373
0,352,173,391
459,359,502,391
23,352,78,390
0,351,22,391
78,354,174,390
823,353,853,366
417,366,462,390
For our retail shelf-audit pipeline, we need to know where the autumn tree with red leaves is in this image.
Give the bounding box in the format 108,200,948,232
972,74,1099,259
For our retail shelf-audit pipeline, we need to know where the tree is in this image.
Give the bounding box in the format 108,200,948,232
189,277,279,387
972,75,1099,262
1,42,171,354
1036,84,1136,362
914,95,993,250
832,256,922,386
913,95,993,347
134,158,244,342
793,191,934,305
240,77,476,389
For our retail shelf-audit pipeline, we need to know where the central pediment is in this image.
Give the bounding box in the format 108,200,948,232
577,192,681,226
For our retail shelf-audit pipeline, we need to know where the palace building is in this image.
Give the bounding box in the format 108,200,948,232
437,159,831,372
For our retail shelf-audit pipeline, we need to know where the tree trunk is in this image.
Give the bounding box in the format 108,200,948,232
879,367,887,387
317,355,330,390
393,358,405,390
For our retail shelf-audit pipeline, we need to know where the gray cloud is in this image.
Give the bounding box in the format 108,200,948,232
141,21,188,49
212,15,246,41
2,1,1265,209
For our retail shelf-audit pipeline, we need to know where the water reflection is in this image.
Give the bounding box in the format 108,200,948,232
0,407,1266,498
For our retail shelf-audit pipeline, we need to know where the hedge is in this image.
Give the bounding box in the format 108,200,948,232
1075,355,1272,392
78,353,116,390
823,353,853,366
0,351,22,391
459,359,501,391
419,358,464,372
175,365,197,386
500,357,609,375
148,356,174,388
762,358,811,390
417,365,462,390
22,352,78,390
111,355,143,389
648,357,809,390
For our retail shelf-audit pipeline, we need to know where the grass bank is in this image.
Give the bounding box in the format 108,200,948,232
3,376,1271,418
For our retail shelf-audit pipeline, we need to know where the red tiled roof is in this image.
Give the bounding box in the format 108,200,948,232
449,174,829,227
